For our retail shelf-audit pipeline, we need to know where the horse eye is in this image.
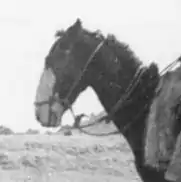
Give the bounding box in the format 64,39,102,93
59,42,69,50
65,50,71,54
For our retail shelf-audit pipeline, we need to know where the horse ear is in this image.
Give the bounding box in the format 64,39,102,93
67,18,82,39
75,18,82,27
73,18,82,33
55,29,64,37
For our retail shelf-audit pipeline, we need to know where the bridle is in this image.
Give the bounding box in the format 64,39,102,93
76,65,148,136
68,54,181,136
35,38,147,133
35,37,181,135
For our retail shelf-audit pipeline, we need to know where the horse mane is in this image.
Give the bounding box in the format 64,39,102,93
105,33,142,69
53,26,159,109
55,24,142,72
82,28,142,73
55,29,65,37
54,24,160,93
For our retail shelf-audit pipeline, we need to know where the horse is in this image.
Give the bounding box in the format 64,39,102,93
35,18,176,182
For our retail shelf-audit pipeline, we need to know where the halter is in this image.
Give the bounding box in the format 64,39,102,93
35,37,181,135
75,56,181,136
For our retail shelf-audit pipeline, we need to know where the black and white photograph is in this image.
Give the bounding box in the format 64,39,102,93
0,0,181,181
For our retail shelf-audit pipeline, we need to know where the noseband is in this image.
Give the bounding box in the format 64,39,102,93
34,95,69,108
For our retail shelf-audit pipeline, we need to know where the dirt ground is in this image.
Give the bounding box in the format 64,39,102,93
0,124,141,182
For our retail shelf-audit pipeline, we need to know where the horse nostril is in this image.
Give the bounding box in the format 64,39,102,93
36,112,40,121
36,114,40,121
35,108,40,121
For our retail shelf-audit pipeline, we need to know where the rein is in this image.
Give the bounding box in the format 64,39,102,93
72,56,181,136
73,66,146,136
35,35,181,136
61,39,147,135
64,41,105,103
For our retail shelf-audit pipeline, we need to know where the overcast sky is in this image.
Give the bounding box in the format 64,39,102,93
0,0,180,132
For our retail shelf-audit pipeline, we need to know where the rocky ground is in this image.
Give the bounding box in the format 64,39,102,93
0,122,141,182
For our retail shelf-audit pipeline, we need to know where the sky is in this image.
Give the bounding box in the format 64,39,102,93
0,0,180,132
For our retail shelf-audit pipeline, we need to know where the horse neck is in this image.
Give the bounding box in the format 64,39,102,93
88,54,167,181
120,68,159,163
91,64,159,160
90,82,122,112
90,67,138,112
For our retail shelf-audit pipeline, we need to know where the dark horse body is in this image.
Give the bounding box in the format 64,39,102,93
35,19,179,182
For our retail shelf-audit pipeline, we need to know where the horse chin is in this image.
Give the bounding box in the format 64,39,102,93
46,113,62,128
36,103,65,128
40,112,63,128
36,104,50,127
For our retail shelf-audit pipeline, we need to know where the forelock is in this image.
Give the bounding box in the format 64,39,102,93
55,30,65,38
